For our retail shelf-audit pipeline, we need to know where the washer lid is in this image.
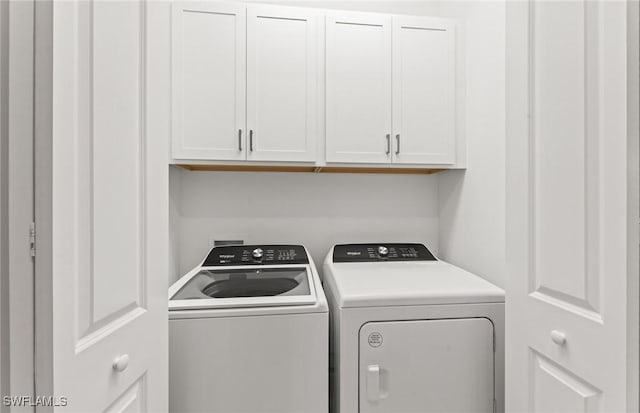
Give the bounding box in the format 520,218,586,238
169,265,317,310
327,260,505,308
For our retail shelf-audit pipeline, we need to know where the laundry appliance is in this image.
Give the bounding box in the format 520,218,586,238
169,244,328,413
323,243,505,413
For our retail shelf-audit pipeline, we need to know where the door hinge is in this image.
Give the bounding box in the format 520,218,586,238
493,398,497,413
29,222,36,258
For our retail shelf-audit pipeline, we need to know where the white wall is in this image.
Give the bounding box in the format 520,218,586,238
170,167,439,282
169,1,507,289
436,2,506,288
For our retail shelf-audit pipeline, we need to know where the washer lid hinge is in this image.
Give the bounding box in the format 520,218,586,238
29,222,36,258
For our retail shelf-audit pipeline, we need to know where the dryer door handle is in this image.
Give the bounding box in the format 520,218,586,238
366,364,380,402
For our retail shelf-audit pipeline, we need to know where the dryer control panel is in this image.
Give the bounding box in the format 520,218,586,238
333,243,436,262
203,245,309,266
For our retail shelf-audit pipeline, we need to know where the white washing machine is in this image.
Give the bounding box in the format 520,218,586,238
323,243,505,413
169,244,328,413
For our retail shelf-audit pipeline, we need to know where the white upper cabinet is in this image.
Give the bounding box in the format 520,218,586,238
392,16,456,165
172,2,319,163
172,2,246,160
325,11,457,166
171,3,459,168
325,12,393,164
246,5,319,162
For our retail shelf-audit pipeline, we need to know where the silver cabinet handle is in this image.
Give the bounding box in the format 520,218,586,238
395,134,400,155
238,129,242,151
249,130,254,152
385,134,390,155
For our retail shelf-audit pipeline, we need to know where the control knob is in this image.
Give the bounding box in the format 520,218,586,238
252,248,264,260
378,246,389,257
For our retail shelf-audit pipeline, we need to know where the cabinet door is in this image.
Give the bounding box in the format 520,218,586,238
392,16,456,165
326,12,392,164
359,319,494,413
246,5,319,162
172,2,246,160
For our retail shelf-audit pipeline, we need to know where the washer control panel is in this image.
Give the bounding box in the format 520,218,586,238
203,245,309,266
333,243,436,262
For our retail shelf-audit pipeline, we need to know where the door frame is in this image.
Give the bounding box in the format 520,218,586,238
626,0,640,408
0,0,8,405
33,0,53,404
0,0,36,410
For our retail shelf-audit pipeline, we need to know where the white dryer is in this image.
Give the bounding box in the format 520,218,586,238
169,244,328,413
323,243,505,413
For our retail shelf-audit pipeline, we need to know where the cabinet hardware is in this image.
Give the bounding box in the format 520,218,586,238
238,129,242,151
550,330,567,345
249,130,254,152
366,364,380,402
395,134,400,155
112,354,129,372
385,134,390,155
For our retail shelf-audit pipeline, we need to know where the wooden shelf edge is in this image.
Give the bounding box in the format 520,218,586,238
176,164,316,173
318,167,447,175
176,164,449,175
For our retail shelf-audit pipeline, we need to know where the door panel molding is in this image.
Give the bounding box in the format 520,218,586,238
71,0,148,348
529,350,602,412
529,290,602,324
527,0,601,318
104,374,147,413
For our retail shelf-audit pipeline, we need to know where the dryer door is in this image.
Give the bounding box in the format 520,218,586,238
359,318,494,413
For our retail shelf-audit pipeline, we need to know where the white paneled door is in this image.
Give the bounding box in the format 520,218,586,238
391,16,455,165
246,5,319,162
172,1,246,160
506,1,638,412
325,12,392,164
49,1,167,411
